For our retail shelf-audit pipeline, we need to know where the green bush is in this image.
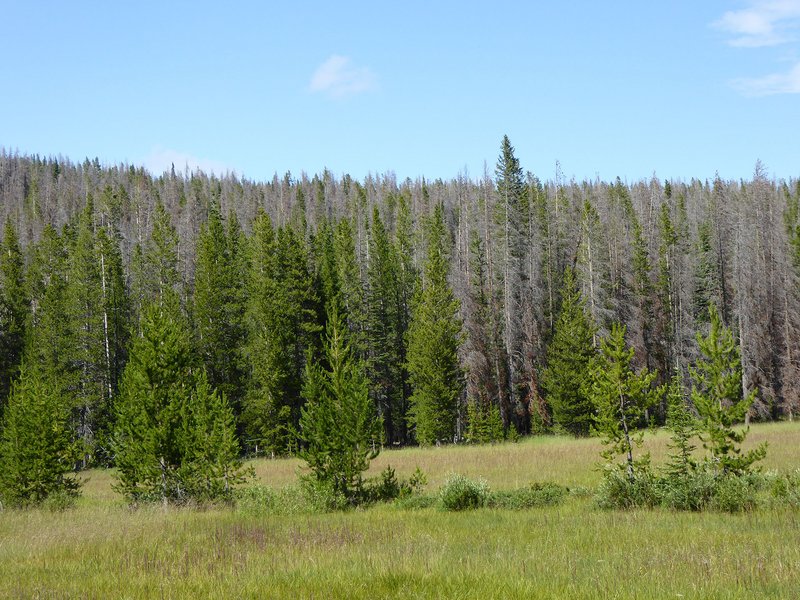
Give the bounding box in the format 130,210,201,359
488,482,568,510
709,472,764,513
770,469,800,508
595,465,659,510
656,470,717,511
596,463,772,513
439,474,490,511
364,466,427,504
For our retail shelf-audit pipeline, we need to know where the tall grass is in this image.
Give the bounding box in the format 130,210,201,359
1,421,799,599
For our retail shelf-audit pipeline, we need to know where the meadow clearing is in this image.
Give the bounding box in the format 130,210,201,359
1,422,799,599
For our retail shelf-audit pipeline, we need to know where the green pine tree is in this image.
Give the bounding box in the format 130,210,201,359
130,202,182,324
664,372,697,478
193,204,247,416
242,214,321,455
0,362,81,507
590,323,660,481
64,197,108,466
542,267,597,436
406,204,464,445
690,304,766,474
24,225,72,401
0,218,28,412
366,206,405,445
177,370,251,502
299,307,382,501
113,297,196,503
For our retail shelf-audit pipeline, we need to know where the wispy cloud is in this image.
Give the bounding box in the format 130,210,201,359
714,0,800,47
732,61,800,95
309,55,377,99
142,146,231,176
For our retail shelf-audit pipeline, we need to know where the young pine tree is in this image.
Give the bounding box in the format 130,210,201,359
177,370,250,502
0,363,81,507
113,299,197,503
299,307,382,501
542,267,597,436
664,372,697,479
690,304,766,475
590,323,660,482
114,297,247,504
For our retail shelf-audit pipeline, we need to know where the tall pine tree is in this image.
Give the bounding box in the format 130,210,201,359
406,204,464,444
0,219,28,413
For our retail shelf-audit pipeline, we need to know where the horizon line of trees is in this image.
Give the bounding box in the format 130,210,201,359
1,140,798,484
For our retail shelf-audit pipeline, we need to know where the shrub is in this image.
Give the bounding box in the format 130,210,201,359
656,470,717,511
708,472,765,513
364,466,427,504
595,464,659,510
770,469,800,508
439,474,490,511
488,482,568,510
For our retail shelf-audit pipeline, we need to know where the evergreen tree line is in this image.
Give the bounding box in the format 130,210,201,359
0,140,798,481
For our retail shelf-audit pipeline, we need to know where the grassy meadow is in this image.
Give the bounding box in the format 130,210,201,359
2,422,799,599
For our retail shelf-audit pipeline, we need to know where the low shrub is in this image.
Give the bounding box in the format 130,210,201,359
595,465,659,510
439,474,490,511
709,472,762,513
596,463,773,513
364,466,427,504
487,482,568,510
770,469,800,508
656,470,717,511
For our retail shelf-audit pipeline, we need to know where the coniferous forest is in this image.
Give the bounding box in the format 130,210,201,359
1,137,799,493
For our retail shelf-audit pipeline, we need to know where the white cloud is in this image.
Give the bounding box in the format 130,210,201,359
732,61,800,95
714,0,800,47
309,55,377,99
142,146,232,176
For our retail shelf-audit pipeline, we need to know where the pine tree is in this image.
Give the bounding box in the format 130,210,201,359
130,201,182,324
113,299,196,503
406,204,464,444
24,225,72,400
178,370,250,502
114,297,247,504
64,197,107,466
193,204,247,416
664,373,697,478
334,218,368,358
242,214,321,454
494,135,527,430
590,323,660,481
542,267,597,436
690,304,766,474
0,363,80,507
299,307,381,500
0,219,28,412
366,206,404,444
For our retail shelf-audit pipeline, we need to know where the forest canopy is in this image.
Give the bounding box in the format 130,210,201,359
0,141,798,467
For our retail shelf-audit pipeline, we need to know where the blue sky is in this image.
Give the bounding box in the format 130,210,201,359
1,1,798,183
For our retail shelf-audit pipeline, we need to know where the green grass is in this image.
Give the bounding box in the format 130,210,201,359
2,422,800,599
